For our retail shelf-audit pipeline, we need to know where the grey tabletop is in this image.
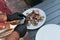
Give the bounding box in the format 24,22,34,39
28,0,60,40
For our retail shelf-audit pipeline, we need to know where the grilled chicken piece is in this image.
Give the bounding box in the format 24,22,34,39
27,21,31,26
39,16,44,20
26,10,44,26
31,19,38,26
34,10,40,15
26,16,30,21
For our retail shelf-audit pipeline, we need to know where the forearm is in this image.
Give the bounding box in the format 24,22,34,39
6,31,20,40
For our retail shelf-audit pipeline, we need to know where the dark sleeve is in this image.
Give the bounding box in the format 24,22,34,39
7,12,25,21
14,19,27,37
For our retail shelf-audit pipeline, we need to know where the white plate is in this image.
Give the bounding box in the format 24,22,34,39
23,8,46,30
36,24,60,40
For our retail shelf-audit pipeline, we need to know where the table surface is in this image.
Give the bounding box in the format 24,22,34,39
28,0,60,40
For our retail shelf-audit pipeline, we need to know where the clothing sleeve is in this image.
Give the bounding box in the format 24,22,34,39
7,12,25,21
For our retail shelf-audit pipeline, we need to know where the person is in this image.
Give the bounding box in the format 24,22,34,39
0,0,12,15
0,12,27,40
6,20,27,40
0,0,27,40
0,0,12,28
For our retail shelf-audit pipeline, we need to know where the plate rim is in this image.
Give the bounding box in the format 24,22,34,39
23,8,46,30
35,24,60,40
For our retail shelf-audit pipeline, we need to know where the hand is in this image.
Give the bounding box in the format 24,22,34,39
7,12,26,21
14,19,27,37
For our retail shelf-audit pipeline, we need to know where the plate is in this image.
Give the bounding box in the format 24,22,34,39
36,24,60,40
23,8,46,30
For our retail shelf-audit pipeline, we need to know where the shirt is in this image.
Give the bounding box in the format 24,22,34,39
0,0,12,15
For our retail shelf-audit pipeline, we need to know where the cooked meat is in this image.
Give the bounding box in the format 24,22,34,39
31,19,38,26
26,16,30,21
27,21,31,26
39,16,44,20
34,10,40,15
26,10,44,26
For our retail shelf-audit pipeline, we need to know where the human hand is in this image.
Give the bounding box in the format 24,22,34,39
14,19,27,37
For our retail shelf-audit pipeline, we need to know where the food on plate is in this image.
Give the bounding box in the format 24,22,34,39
26,10,44,26
27,21,30,26
31,19,38,26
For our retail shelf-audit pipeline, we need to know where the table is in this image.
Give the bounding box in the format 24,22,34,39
28,0,60,40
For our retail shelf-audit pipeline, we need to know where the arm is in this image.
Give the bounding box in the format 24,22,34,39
0,12,25,22
6,20,27,40
6,13,27,40
6,31,20,40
